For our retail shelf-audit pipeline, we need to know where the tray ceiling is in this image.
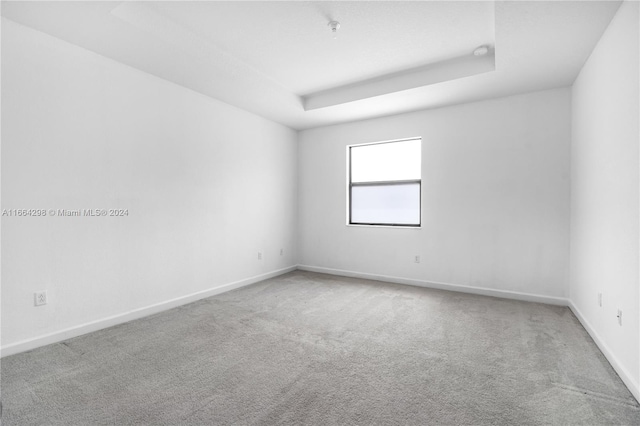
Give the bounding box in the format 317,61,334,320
1,1,621,130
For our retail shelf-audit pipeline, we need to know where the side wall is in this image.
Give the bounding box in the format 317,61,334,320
570,0,640,399
1,20,298,354
298,88,571,303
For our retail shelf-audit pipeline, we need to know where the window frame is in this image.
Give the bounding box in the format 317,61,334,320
347,137,422,228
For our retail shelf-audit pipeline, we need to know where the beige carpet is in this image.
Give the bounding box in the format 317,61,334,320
2,271,639,425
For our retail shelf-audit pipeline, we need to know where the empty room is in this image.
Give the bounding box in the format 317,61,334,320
1,0,639,424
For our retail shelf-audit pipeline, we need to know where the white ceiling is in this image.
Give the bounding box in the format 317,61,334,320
1,1,621,130
150,1,495,95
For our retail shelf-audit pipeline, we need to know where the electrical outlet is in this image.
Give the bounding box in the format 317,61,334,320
34,291,47,306
258,251,263,261
598,293,602,307
280,248,284,256
617,309,623,326
414,255,420,264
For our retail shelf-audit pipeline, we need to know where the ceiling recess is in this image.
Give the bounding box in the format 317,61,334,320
0,1,622,130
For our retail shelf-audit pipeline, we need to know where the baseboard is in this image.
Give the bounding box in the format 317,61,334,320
568,301,640,402
0,265,297,358
297,264,568,306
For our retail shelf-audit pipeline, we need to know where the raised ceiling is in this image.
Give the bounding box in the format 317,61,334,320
147,1,496,96
1,1,621,130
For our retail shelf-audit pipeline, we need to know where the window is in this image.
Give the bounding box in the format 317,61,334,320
348,138,421,227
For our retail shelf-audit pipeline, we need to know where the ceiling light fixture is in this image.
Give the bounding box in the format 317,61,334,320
473,45,490,56
328,21,340,39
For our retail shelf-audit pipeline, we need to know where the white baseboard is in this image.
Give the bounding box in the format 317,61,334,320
297,264,569,306
568,301,640,402
0,266,297,358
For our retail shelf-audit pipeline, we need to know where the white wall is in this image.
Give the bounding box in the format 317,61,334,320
298,88,571,302
570,0,639,397
1,19,297,352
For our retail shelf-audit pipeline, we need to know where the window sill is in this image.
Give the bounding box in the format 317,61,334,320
346,224,422,229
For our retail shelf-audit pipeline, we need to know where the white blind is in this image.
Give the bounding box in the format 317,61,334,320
351,183,420,225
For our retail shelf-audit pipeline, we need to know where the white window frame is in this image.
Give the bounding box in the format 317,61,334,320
346,137,422,228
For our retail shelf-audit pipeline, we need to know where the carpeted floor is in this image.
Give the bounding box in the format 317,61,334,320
2,271,639,425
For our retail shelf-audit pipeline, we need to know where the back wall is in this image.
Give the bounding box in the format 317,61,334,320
298,88,571,301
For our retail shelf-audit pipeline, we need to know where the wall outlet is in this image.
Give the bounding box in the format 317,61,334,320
598,293,602,307
617,309,623,326
34,291,47,306
414,255,421,263
280,248,284,256
257,251,263,261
